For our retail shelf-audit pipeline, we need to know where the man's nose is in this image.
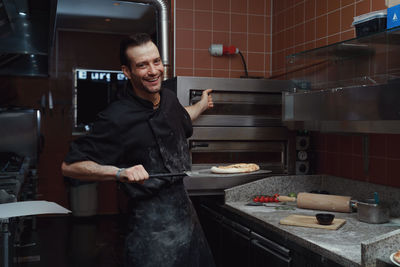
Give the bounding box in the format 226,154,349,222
148,64,157,75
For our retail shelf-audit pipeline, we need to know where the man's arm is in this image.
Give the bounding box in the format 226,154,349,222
61,161,149,183
184,89,213,121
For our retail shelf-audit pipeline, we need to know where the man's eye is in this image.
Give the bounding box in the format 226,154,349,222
154,59,161,64
136,64,145,68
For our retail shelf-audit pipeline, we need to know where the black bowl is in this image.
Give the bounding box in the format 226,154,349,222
316,213,335,225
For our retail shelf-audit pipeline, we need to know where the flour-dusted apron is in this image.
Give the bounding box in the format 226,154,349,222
123,180,215,267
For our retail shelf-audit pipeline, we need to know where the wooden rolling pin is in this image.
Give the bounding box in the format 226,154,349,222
297,192,352,213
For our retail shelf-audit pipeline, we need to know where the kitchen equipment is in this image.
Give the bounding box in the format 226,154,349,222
280,214,346,230
150,169,272,179
357,199,389,224
315,213,335,225
297,192,353,213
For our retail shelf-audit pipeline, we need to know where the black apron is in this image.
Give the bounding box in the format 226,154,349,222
64,87,215,267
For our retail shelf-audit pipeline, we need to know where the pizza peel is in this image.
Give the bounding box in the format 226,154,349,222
149,169,272,179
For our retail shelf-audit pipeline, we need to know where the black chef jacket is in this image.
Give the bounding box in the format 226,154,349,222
64,85,193,198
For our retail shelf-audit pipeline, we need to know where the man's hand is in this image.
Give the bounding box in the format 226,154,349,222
184,89,214,121
199,89,214,112
118,164,149,184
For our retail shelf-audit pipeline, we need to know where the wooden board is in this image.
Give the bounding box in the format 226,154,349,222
279,215,346,230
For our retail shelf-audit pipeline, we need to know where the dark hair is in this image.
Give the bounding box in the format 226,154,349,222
120,33,153,69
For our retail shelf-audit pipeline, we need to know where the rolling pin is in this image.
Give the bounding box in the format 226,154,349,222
297,192,352,213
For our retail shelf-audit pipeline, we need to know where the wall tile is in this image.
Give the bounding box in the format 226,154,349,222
176,0,193,10
294,24,305,44
339,154,353,178
213,12,230,32
212,56,230,69
176,9,194,29
327,0,340,12
194,68,212,77
305,19,316,42
213,0,230,12
285,7,295,29
247,52,264,71
194,50,212,69
195,11,212,30
248,34,265,52
326,133,339,153
231,0,247,13
387,134,400,159
212,31,230,45
353,155,368,181
341,0,355,7
387,159,400,187
194,0,212,11
231,14,248,33
316,15,328,39
316,0,327,17
372,0,387,11
369,133,387,158
356,0,370,16
249,15,265,34
212,69,230,77
231,32,248,52
339,134,353,154
368,157,387,185
176,49,193,68
328,10,341,36
341,4,355,31
194,30,212,50
249,0,265,15
176,68,194,76
328,33,340,45
294,2,305,25
176,29,194,49
305,0,316,21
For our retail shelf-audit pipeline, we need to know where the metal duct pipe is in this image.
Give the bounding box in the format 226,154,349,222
124,0,171,79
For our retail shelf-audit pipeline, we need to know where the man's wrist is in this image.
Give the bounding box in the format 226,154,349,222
116,168,125,181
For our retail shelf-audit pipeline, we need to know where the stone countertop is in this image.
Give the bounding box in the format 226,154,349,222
224,175,400,267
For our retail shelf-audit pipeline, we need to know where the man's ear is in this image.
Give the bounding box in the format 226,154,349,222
121,65,131,80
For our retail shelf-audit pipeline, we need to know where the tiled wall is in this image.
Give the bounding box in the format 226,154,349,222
175,0,273,78
271,0,387,76
311,133,400,188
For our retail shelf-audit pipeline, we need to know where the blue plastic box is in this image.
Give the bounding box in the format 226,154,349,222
387,4,400,29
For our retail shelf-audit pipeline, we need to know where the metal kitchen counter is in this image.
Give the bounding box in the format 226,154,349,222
224,175,400,267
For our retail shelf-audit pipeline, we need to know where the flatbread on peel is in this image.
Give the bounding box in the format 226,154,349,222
211,163,260,174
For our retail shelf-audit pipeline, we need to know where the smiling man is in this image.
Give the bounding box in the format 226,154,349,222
61,33,215,267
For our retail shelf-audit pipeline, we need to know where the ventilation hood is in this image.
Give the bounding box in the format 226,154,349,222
0,0,57,77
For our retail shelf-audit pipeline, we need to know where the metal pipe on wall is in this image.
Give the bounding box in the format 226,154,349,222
124,0,171,79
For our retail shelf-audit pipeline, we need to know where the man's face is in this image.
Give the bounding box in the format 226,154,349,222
122,41,164,95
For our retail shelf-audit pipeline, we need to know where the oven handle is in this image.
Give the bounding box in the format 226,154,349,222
189,142,209,149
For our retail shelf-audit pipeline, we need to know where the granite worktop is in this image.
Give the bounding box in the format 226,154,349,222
224,175,400,267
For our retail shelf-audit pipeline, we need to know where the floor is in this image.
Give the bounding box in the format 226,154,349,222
13,214,127,267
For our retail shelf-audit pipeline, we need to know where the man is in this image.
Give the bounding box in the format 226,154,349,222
61,33,215,267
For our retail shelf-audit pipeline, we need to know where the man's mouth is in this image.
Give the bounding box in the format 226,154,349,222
144,76,160,83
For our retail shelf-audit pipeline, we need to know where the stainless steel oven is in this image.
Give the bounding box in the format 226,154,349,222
173,77,295,193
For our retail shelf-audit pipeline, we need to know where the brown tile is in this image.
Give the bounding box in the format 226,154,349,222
194,11,212,30
231,0,247,13
264,54,271,73
248,33,265,52
230,70,245,78
352,134,363,155
368,157,387,185
176,0,193,10
285,7,295,29
328,33,340,45
265,17,272,34
305,19,316,42
266,0,272,16
213,12,230,31
212,56,230,69
212,69,230,77
316,0,327,16
314,151,326,174
247,70,264,78
328,10,340,35
273,31,284,51
283,28,294,48
231,14,247,33
194,0,212,10
176,29,194,49
353,155,368,181
273,0,285,13
356,0,370,16
372,0,387,11
176,9,194,29
328,0,340,12
339,154,353,178
265,35,271,52
194,30,212,50
326,133,340,153
304,41,316,50
316,15,327,39
387,134,400,159
341,0,354,7
294,24,305,44
249,15,265,34
213,31,230,45
176,49,193,68
294,2,305,25
310,131,326,151
194,50,212,69
369,133,387,158
272,51,285,70
176,68,194,76
294,44,305,53
213,0,230,12
387,159,400,187
249,0,265,15
231,32,248,52
247,53,265,71
340,29,355,41
339,134,353,154
194,68,212,77
305,0,316,21
341,4,355,31
326,152,340,176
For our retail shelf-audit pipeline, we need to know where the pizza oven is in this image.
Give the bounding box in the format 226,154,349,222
172,77,296,193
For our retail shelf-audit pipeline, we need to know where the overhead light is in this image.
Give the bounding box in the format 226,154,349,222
113,2,120,6
30,54,35,58
105,18,111,22
19,12,27,16
25,34,30,37
23,22,28,27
